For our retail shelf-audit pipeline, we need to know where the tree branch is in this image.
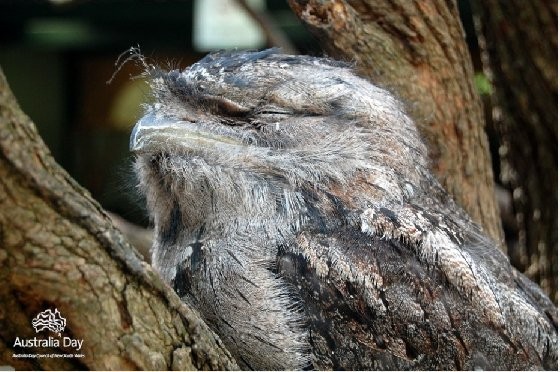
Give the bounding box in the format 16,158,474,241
0,67,237,370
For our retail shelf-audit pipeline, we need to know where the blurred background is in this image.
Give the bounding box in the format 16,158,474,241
0,0,482,227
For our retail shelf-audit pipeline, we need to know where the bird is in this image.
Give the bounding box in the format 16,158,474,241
129,49,557,370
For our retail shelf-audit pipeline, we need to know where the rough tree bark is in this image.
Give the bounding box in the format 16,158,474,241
0,68,238,370
472,0,557,301
288,0,504,245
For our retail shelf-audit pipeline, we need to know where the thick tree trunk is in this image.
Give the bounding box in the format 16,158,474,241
288,0,504,245
0,68,238,370
472,0,557,301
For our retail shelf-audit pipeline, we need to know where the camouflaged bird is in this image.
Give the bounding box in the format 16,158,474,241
130,49,557,370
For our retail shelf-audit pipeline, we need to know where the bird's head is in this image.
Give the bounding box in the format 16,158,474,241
131,49,428,232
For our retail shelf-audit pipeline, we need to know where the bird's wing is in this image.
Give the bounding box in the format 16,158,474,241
278,224,557,370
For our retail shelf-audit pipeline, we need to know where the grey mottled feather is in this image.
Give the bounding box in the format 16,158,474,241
130,49,557,370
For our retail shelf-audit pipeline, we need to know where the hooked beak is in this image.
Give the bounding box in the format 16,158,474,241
130,112,244,154
129,112,185,152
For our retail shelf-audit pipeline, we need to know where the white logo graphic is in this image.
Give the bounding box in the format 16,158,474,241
12,307,84,358
31,308,66,335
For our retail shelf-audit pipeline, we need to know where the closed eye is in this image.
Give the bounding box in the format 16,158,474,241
201,95,251,117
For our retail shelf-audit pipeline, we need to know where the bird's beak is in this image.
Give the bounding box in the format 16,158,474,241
130,113,150,152
130,112,245,154
129,112,184,153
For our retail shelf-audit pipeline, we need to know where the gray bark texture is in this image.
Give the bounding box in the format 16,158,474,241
472,0,557,302
288,0,504,246
0,68,238,371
